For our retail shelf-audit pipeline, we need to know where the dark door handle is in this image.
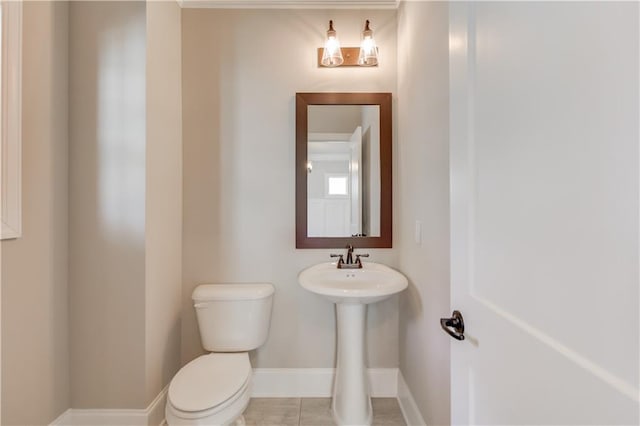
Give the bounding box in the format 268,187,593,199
440,310,465,341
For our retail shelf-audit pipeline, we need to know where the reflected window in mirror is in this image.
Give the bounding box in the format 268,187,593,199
296,93,392,249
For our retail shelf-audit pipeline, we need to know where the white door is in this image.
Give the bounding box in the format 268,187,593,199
349,126,362,236
448,2,639,425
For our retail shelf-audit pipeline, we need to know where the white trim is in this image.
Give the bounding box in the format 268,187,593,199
49,386,168,426
50,409,147,426
147,385,169,426
179,0,399,9
368,368,398,397
252,368,334,397
397,372,426,426
308,132,352,142
49,410,73,426
48,371,417,425
251,368,398,398
1,0,22,240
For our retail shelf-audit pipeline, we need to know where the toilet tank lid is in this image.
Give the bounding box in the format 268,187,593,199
192,283,274,302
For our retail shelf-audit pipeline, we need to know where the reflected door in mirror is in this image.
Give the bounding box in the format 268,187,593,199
307,105,380,238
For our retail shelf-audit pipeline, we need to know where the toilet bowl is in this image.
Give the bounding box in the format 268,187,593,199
166,283,274,426
166,353,252,426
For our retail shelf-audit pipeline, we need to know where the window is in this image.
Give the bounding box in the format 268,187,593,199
1,1,22,240
325,174,349,197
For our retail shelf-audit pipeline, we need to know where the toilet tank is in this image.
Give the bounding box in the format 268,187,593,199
192,283,274,352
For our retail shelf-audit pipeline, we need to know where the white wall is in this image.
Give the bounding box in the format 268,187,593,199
181,9,399,369
69,1,147,409
397,2,451,425
1,2,69,424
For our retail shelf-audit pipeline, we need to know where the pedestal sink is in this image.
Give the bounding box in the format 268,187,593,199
298,262,408,426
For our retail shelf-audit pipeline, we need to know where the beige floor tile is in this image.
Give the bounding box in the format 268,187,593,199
300,398,337,426
372,398,406,426
244,397,405,426
243,398,301,426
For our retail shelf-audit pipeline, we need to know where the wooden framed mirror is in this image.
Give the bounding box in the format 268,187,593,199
296,92,392,248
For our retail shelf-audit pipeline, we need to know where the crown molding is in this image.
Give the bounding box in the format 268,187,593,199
178,0,399,9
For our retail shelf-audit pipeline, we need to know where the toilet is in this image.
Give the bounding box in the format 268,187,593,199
166,283,275,426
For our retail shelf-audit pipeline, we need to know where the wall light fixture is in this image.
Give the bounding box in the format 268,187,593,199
320,20,343,67
358,20,379,66
318,20,379,67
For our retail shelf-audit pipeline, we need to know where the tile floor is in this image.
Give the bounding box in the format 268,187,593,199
243,398,406,426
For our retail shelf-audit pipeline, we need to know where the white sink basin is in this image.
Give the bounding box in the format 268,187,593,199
299,261,408,305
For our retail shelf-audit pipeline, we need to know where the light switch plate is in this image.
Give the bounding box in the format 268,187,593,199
415,220,422,245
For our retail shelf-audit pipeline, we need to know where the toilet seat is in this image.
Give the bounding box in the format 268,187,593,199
166,384,251,425
167,352,252,425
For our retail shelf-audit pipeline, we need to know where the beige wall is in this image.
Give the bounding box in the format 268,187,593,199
145,0,183,407
1,2,70,424
181,9,399,368
69,1,184,409
397,2,451,425
69,1,147,409
2,3,448,417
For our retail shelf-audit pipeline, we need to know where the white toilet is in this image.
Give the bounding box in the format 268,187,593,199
166,283,275,426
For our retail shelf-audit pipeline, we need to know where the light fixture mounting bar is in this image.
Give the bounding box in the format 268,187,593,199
317,47,377,67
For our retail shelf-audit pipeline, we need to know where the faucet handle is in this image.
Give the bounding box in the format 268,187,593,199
355,254,369,265
330,254,344,264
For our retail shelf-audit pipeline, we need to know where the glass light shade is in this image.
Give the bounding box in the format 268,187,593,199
321,20,344,67
358,20,379,66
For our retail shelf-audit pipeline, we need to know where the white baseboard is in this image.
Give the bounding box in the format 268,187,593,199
251,368,398,398
49,410,73,426
146,387,169,426
49,386,168,426
50,369,421,426
368,368,398,397
251,368,335,397
397,372,426,426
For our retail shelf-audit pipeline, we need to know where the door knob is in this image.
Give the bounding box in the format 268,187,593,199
440,310,465,341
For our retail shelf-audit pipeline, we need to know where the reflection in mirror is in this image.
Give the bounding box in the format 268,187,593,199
307,106,380,238
296,93,392,249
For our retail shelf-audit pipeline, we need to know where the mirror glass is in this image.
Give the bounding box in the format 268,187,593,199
307,105,381,238
296,93,392,249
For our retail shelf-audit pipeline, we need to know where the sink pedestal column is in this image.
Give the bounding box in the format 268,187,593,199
332,303,372,426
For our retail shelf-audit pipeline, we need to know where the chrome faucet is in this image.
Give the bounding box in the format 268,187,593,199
330,245,369,269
